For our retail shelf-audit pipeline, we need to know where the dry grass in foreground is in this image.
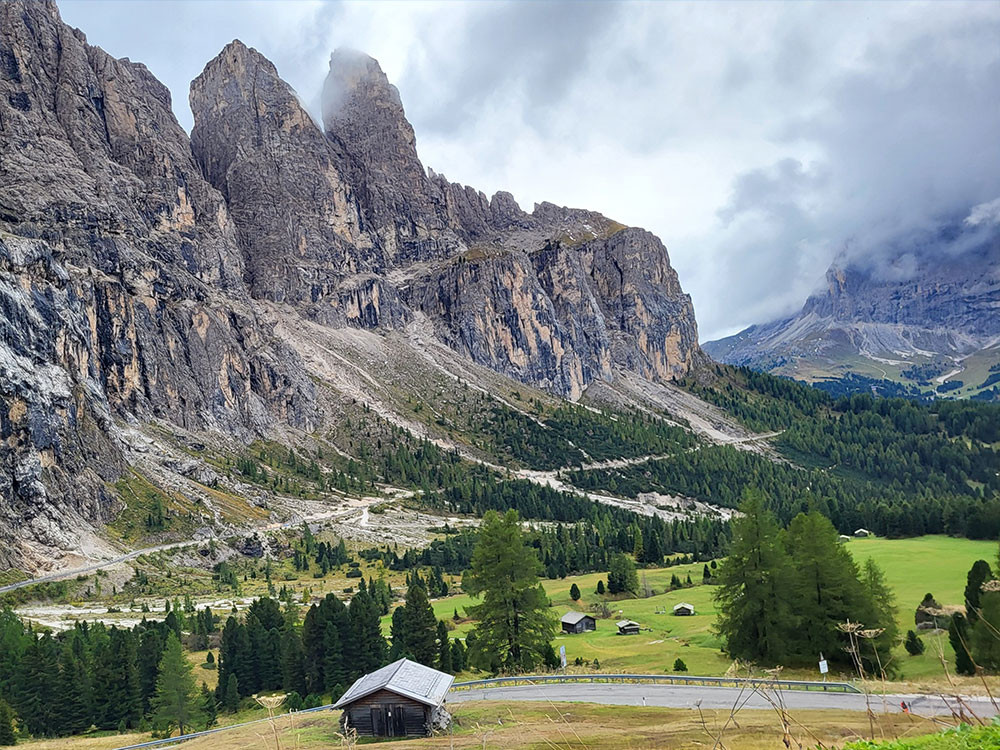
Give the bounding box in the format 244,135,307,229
105,702,931,750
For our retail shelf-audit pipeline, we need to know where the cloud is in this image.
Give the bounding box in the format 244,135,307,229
57,0,1000,341
966,198,1000,228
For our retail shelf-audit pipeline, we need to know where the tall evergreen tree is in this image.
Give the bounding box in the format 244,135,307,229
400,581,438,667
58,646,92,735
965,560,993,624
222,674,240,713
137,628,164,715
451,639,466,673
346,590,387,679
784,512,867,662
436,621,453,674
280,629,306,696
569,584,581,601
462,510,556,673
322,622,345,696
713,490,796,664
0,697,15,746
972,589,1000,670
950,612,976,676
151,633,202,736
607,553,638,595
200,683,217,728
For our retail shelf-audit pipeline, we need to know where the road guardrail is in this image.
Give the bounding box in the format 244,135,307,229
451,673,861,693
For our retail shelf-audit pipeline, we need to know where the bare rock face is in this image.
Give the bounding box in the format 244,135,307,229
0,1,317,565
190,41,408,325
322,49,458,262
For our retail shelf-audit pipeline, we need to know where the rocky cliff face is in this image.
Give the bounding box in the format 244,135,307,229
0,1,704,567
0,1,317,567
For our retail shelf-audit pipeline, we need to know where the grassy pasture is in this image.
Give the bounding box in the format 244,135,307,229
421,535,996,683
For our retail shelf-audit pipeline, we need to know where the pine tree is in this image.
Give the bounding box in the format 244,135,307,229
462,510,556,673
401,581,438,667
904,630,925,656
200,683,217,728
713,490,796,664
59,646,92,735
137,628,164,715
0,698,15,746
451,639,466,673
673,658,688,672
280,629,306,696
783,511,867,664
322,622,345,695
223,674,241,713
596,580,605,595
436,622,453,673
569,584,581,601
346,589,387,679
607,553,638,595
950,612,976,676
964,560,993,624
972,590,1000,670
151,633,202,736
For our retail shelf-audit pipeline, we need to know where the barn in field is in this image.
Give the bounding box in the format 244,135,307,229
673,602,695,616
334,658,454,738
616,619,640,635
561,611,597,634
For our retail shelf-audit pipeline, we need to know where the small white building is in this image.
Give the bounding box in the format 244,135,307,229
853,528,871,538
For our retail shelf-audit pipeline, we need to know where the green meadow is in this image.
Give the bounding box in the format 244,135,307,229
404,535,996,683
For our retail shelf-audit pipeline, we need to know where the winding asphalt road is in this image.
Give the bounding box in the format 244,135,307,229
448,683,999,719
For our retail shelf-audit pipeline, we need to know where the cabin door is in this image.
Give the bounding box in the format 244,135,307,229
370,707,387,736
390,704,407,736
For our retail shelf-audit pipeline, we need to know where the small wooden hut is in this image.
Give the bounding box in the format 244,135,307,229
673,602,695,616
616,619,640,635
561,611,597,634
334,658,454,737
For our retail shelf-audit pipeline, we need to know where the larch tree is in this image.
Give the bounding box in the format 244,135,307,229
151,633,202,736
462,510,556,673
713,489,796,664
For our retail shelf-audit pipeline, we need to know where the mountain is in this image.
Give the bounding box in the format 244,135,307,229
0,1,706,571
704,222,1000,399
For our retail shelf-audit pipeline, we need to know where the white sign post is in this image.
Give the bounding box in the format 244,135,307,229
560,645,567,670
819,653,828,681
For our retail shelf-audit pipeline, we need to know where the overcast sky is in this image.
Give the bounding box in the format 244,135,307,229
59,1,1000,341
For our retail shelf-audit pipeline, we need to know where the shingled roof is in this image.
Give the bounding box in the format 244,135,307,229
560,611,593,625
333,658,454,709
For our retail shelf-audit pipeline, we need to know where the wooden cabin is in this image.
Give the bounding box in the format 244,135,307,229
672,602,695,616
561,611,597,634
616,619,640,635
334,658,454,738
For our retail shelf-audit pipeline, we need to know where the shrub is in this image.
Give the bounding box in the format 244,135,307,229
904,630,925,656
673,658,688,672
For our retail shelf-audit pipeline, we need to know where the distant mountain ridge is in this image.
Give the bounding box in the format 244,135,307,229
704,221,1000,399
